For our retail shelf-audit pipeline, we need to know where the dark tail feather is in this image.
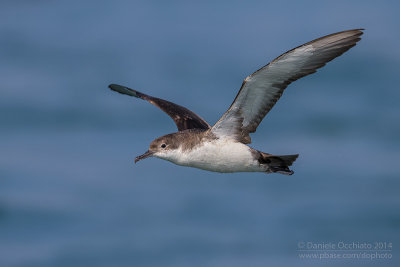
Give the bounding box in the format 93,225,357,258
259,152,299,175
275,154,299,167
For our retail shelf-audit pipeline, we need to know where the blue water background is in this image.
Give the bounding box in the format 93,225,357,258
1,1,399,266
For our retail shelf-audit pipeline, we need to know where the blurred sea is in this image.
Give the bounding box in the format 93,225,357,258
1,1,399,266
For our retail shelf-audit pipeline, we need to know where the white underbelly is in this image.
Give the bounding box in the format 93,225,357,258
172,139,263,173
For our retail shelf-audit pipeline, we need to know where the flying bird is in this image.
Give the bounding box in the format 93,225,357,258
109,29,363,175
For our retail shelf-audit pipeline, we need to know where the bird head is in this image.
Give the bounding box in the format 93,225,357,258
135,134,179,163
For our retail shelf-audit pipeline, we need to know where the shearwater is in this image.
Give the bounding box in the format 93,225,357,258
109,29,363,175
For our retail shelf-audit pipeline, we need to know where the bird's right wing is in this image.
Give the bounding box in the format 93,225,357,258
211,29,363,143
109,84,211,131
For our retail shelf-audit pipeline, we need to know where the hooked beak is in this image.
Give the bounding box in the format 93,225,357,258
134,150,154,163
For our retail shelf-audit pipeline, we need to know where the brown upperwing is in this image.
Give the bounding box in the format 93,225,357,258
109,84,211,131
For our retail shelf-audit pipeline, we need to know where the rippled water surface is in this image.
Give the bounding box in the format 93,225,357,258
1,1,399,266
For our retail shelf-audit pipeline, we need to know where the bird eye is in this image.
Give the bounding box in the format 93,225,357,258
161,144,166,148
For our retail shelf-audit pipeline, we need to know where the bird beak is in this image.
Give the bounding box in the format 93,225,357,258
134,150,154,163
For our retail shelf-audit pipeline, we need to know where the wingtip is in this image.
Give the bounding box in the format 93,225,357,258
342,28,365,42
108,83,140,98
334,28,364,37
352,28,365,34
108,83,125,92
345,28,365,37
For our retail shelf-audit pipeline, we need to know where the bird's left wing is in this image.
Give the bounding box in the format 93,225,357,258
109,84,211,131
211,29,363,144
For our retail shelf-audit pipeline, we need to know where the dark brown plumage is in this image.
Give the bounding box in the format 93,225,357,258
109,84,210,131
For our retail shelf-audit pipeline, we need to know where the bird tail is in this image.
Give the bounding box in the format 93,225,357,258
259,152,299,175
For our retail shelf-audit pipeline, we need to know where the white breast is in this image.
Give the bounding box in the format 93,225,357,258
163,139,264,173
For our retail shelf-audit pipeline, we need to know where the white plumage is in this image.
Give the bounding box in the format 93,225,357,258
157,139,263,173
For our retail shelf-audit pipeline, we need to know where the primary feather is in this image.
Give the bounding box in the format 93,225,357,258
212,29,363,143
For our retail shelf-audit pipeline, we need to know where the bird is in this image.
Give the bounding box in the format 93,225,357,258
109,29,363,175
